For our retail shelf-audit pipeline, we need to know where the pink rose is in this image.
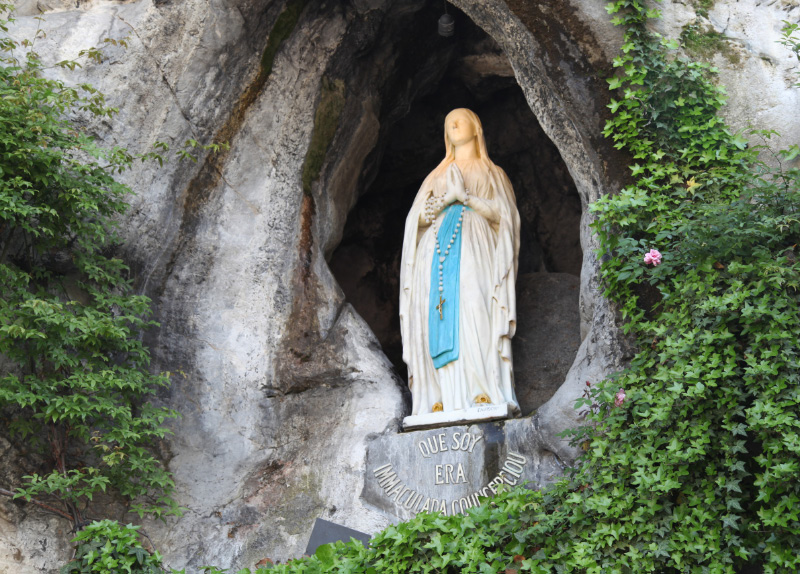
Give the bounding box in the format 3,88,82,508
614,388,626,407
643,249,662,266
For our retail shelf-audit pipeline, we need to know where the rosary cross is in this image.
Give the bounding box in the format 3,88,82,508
436,294,446,320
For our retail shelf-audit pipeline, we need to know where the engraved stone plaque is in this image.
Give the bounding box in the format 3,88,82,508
362,418,557,521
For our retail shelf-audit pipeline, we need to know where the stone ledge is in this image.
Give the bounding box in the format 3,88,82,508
402,403,515,431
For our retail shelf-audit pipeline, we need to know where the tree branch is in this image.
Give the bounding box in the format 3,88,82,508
0,487,74,522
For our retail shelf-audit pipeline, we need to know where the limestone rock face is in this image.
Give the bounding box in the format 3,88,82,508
2,0,799,572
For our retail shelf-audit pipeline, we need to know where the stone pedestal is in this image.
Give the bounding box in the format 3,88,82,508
361,415,566,521
402,403,515,430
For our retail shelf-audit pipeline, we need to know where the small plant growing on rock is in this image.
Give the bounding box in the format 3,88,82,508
60,520,168,574
780,20,800,87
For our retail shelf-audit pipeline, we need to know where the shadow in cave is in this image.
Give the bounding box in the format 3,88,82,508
329,5,582,416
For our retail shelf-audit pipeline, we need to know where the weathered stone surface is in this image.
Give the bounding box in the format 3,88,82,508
513,273,581,416
503,415,569,487
0,511,70,574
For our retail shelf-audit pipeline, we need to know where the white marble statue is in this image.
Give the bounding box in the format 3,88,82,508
400,108,521,418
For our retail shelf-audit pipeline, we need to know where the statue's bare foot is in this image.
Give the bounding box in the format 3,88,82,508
432,402,443,412
474,394,491,404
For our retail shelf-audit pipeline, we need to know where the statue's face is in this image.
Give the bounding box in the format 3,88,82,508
446,110,476,147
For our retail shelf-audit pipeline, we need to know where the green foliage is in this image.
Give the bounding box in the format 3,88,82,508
167,487,551,574
175,138,230,164
571,0,800,569
0,9,180,523
60,520,168,574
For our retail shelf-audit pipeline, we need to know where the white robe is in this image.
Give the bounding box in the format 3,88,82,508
399,159,520,415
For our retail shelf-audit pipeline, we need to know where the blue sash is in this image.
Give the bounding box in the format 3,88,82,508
429,204,469,368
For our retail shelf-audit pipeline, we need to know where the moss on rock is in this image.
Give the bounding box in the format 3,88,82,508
301,77,346,195
680,22,741,64
261,0,308,81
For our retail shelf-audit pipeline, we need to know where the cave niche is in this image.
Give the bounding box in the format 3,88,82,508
328,5,582,416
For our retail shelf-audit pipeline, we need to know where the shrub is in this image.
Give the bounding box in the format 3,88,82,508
0,7,180,524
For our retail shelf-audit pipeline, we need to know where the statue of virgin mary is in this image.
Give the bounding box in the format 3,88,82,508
400,108,521,418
